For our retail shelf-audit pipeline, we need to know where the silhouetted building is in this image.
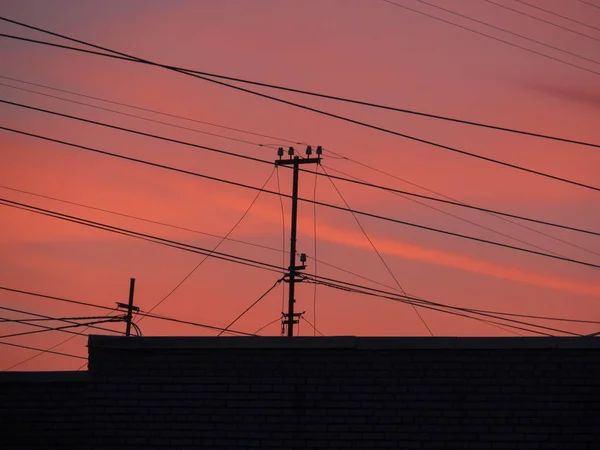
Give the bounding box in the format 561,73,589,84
2,336,600,449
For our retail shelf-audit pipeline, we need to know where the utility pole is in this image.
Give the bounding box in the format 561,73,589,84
275,146,322,337
117,278,139,336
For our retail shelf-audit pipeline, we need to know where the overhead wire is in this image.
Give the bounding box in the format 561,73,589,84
578,0,600,11
0,99,271,166
0,19,596,340
481,0,600,43
0,197,287,274
300,315,325,337
409,0,600,66
217,278,283,336
0,341,86,361
321,164,584,261
0,184,285,255
304,276,548,336
0,304,124,334
2,30,600,189
136,310,256,336
3,80,595,262
135,166,277,323
0,81,283,150
2,101,597,238
0,317,123,339
0,75,301,145
379,1,600,78
302,272,587,336
2,128,599,270
253,316,284,335
3,32,600,149
323,151,600,258
2,284,255,337
321,165,434,336
2,309,121,371
513,0,600,32
0,184,405,302
0,286,118,313
304,274,581,337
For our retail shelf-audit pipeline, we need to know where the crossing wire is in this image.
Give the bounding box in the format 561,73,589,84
2,103,598,236
2,128,599,271
3,80,596,259
2,29,600,190
2,26,600,149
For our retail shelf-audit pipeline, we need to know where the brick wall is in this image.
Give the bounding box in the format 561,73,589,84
2,336,600,449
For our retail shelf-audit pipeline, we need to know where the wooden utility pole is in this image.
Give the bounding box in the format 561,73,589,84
275,146,321,336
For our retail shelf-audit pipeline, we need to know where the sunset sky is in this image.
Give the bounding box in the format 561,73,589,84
1,0,599,371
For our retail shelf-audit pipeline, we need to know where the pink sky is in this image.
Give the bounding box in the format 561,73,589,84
1,0,599,370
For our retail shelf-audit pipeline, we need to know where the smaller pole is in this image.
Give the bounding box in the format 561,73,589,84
125,278,136,337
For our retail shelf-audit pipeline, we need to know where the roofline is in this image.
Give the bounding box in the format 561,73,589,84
89,335,600,350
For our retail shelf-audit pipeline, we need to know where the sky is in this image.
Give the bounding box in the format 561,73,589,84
0,0,599,371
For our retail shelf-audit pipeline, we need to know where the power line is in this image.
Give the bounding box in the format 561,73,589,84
310,272,591,333
305,276,548,336
3,128,599,270
482,0,600,43
3,34,600,150
4,93,599,196
321,166,434,336
4,333,82,371
0,286,117,312
321,164,591,262
0,184,405,300
5,198,583,337
1,284,258,337
253,316,283,335
217,278,283,337
0,317,121,339
136,310,256,336
0,304,124,334
2,32,600,188
0,75,301,145
0,185,284,255
300,315,325,337
323,153,600,258
578,0,600,11
3,310,120,371
319,278,556,336
410,0,600,66
3,101,598,237
136,166,277,322
0,99,271,167
0,82,283,150
9,180,531,330
1,212,591,337
4,81,593,260
380,1,600,77
0,341,86,361
514,0,600,33
304,273,583,336
0,197,286,274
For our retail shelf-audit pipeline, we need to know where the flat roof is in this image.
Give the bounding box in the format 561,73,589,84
89,335,600,350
